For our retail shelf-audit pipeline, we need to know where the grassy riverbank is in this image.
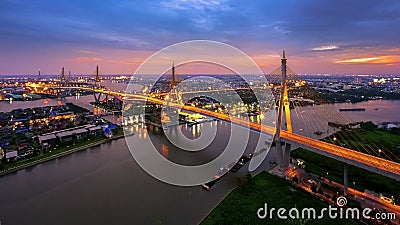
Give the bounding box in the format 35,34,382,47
201,172,358,225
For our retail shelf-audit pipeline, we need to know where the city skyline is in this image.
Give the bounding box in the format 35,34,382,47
1,0,400,75
1,1,400,224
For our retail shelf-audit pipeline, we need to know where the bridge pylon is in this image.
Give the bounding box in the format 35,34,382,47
95,64,101,85
171,61,177,89
58,67,69,98
274,50,293,170
93,64,103,103
60,67,67,85
164,62,182,131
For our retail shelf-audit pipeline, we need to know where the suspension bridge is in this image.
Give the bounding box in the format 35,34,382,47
24,53,400,196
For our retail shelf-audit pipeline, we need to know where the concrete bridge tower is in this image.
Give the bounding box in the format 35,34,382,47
164,62,181,130
60,67,66,85
171,61,176,89
274,50,293,170
93,64,103,103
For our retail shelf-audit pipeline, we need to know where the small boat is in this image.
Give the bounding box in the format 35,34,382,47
339,108,366,112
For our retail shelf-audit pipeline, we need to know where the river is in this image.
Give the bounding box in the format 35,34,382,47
281,100,400,139
0,97,274,224
0,97,399,224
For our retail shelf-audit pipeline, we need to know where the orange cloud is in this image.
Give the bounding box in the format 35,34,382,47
311,45,339,51
387,48,400,52
335,55,400,64
73,56,102,62
75,50,95,54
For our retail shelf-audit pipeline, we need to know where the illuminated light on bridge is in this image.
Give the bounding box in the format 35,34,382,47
22,84,400,180
176,102,400,181
22,54,400,184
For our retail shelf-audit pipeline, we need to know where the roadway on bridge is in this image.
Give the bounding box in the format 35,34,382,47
26,84,400,180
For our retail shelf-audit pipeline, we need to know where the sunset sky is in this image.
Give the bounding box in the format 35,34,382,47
1,0,399,75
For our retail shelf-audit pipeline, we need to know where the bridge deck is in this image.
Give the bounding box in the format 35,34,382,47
27,85,400,180
179,103,400,181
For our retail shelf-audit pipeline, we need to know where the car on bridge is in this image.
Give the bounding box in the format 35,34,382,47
202,175,221,191
307,178,317,185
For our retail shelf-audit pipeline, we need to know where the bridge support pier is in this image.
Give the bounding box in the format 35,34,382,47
93,92,102,103
343,163,348,196
283,143,291,168
275,141,284,170
275,142,291,170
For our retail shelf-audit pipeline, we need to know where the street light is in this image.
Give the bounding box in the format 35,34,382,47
378,149,382,156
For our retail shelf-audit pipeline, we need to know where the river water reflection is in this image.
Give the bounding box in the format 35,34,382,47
0,116,269,225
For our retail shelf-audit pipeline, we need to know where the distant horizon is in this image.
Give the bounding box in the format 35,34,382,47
1,73,400,77
1,1,399,75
